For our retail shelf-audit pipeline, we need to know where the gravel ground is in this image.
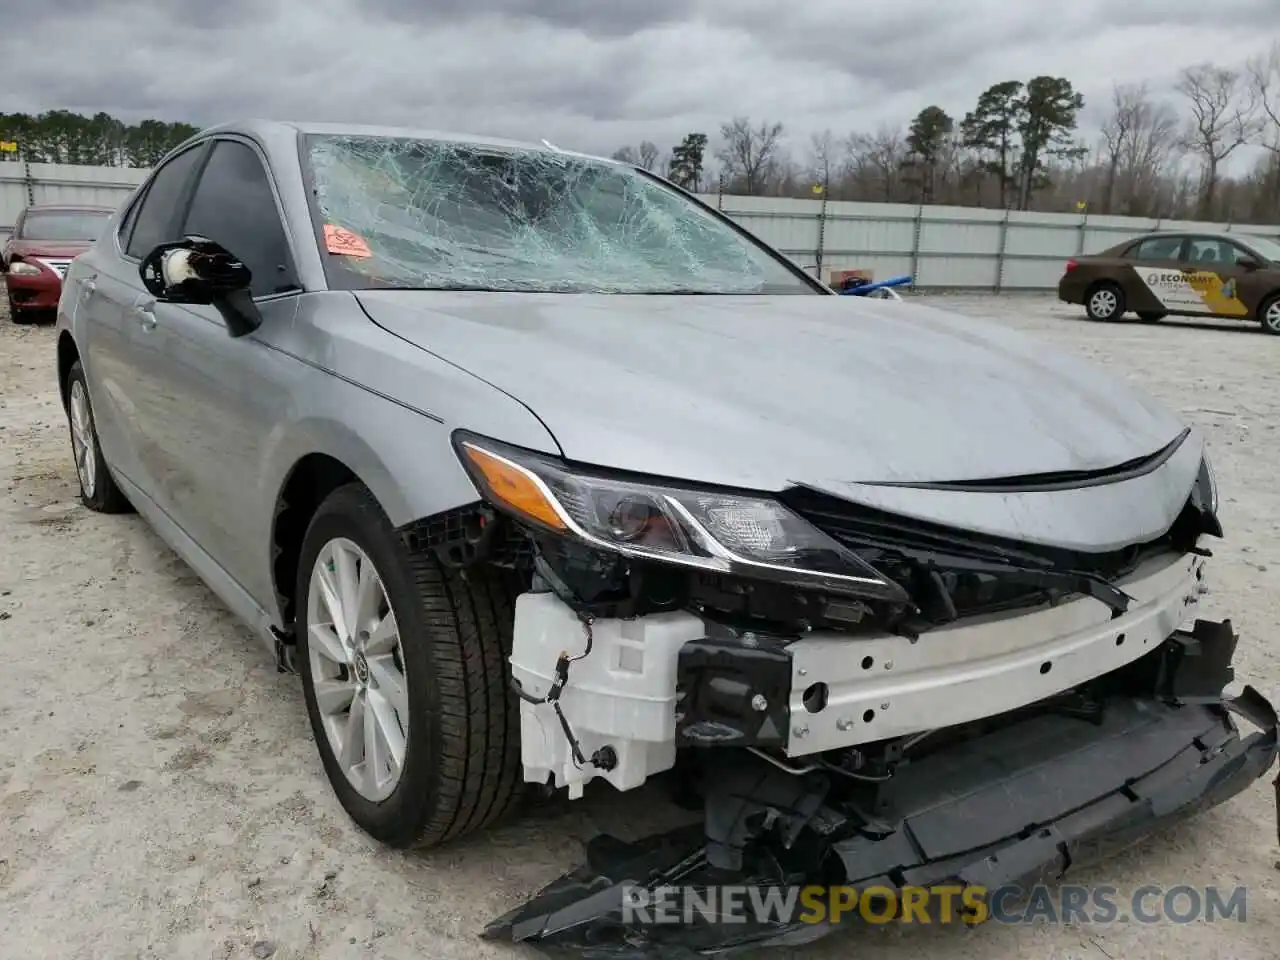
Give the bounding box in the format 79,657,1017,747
2,294,1278,960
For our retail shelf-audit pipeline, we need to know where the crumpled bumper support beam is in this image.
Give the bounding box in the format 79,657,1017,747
485,622,1280,958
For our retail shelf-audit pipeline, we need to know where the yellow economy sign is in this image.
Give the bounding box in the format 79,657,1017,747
0,141,18,153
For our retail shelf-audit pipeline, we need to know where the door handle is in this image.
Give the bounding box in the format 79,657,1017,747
81,277,96,297
134,302,157,330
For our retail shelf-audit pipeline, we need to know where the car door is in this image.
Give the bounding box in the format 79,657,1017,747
72,143,207,492
1220,238,1275,321
127,137,302,598
1121,235,1194,315
1181,236,1253,320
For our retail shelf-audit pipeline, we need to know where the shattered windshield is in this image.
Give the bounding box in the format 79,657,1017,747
304,134,816,295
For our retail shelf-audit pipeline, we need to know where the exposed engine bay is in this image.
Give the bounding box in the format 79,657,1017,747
399,435,1278,957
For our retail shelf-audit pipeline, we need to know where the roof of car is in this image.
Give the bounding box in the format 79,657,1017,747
1128,230,1231,241
1129,229,1280,243
195,118,615,164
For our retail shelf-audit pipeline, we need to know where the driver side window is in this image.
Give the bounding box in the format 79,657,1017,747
125,145,203,259
1187,237,1235,265
182,140,299,298
1226,242,1257,266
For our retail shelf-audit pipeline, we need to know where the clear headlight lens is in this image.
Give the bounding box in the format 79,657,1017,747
454,434,906,602
8,260,41,276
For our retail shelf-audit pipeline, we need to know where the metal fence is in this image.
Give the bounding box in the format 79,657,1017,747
4,161,1277,291
694,193,1280,291
0,161,147,243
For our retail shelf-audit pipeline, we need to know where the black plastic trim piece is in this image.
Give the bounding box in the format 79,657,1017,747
865,427,1191,494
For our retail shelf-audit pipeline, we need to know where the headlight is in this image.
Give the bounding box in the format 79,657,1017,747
8,260,41,276
453,433,908,602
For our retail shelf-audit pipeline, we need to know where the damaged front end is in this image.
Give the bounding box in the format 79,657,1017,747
484,626,1277,956
422,433,1279,957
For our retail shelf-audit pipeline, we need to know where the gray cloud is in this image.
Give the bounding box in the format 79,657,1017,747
1,0,1275,167
363,0,691,38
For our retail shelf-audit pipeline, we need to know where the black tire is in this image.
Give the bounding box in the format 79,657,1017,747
1136,311,1166,323
1258,293,1280,336
8,291,34,325
64,360,132,513
295,483,524,849
1085,282,1126,321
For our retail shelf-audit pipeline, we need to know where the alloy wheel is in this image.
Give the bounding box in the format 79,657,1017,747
69,379,97,499
306,537,409,802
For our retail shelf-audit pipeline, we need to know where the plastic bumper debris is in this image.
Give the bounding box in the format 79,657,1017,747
485,621,1279,959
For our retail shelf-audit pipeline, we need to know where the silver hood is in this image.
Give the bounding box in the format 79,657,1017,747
355,291,1200,550
357,291,1185,483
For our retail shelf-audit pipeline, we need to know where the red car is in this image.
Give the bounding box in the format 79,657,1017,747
3,204,116,323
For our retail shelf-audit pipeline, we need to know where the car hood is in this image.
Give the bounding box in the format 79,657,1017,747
355,291,1186,492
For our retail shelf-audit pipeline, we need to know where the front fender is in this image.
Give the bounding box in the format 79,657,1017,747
262,407,473,534
249,292,563,619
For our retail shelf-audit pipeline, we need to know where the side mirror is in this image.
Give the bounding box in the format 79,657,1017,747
1237,255,1260,271
139,236,261,337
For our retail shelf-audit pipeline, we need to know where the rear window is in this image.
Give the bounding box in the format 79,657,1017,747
1125,236,1183,260
19,210,112,242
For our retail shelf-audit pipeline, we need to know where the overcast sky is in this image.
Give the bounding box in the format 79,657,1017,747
3,0,1276,166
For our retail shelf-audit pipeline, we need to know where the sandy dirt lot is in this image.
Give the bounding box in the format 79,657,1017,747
2,294,1278,960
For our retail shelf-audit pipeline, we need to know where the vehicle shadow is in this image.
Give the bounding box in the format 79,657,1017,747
1053,310,1268,335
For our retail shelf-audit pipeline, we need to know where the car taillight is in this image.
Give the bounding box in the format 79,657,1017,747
1064,259,1078,273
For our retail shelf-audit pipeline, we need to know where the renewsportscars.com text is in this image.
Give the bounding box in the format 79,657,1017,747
621,883,1248,926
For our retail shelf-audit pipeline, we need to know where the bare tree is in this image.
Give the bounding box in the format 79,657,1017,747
611,145,639,165
716,116,785,195
637,140,662,172
1175,64,1261,218
1099,83,1181,216
1247,42,1280,217
807,129,838,192
1248,41,1280,151
848,126,907,201
1100,85,1139,214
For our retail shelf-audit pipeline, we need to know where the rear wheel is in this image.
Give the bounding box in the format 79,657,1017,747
1086,282,1126,322
1259,294,1280,336
295,483,524,849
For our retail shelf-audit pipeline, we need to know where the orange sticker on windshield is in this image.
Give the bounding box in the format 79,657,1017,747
324,224,372,258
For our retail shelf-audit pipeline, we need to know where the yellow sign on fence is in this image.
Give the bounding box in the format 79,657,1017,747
0,141,17,153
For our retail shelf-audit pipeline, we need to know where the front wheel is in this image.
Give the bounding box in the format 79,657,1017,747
1258,294,1280,336
295,483,524,849
64,361,131,513
7,290,33,325
1086,283,1126,321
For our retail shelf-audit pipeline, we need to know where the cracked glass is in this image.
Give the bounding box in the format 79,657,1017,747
304,134,816,295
